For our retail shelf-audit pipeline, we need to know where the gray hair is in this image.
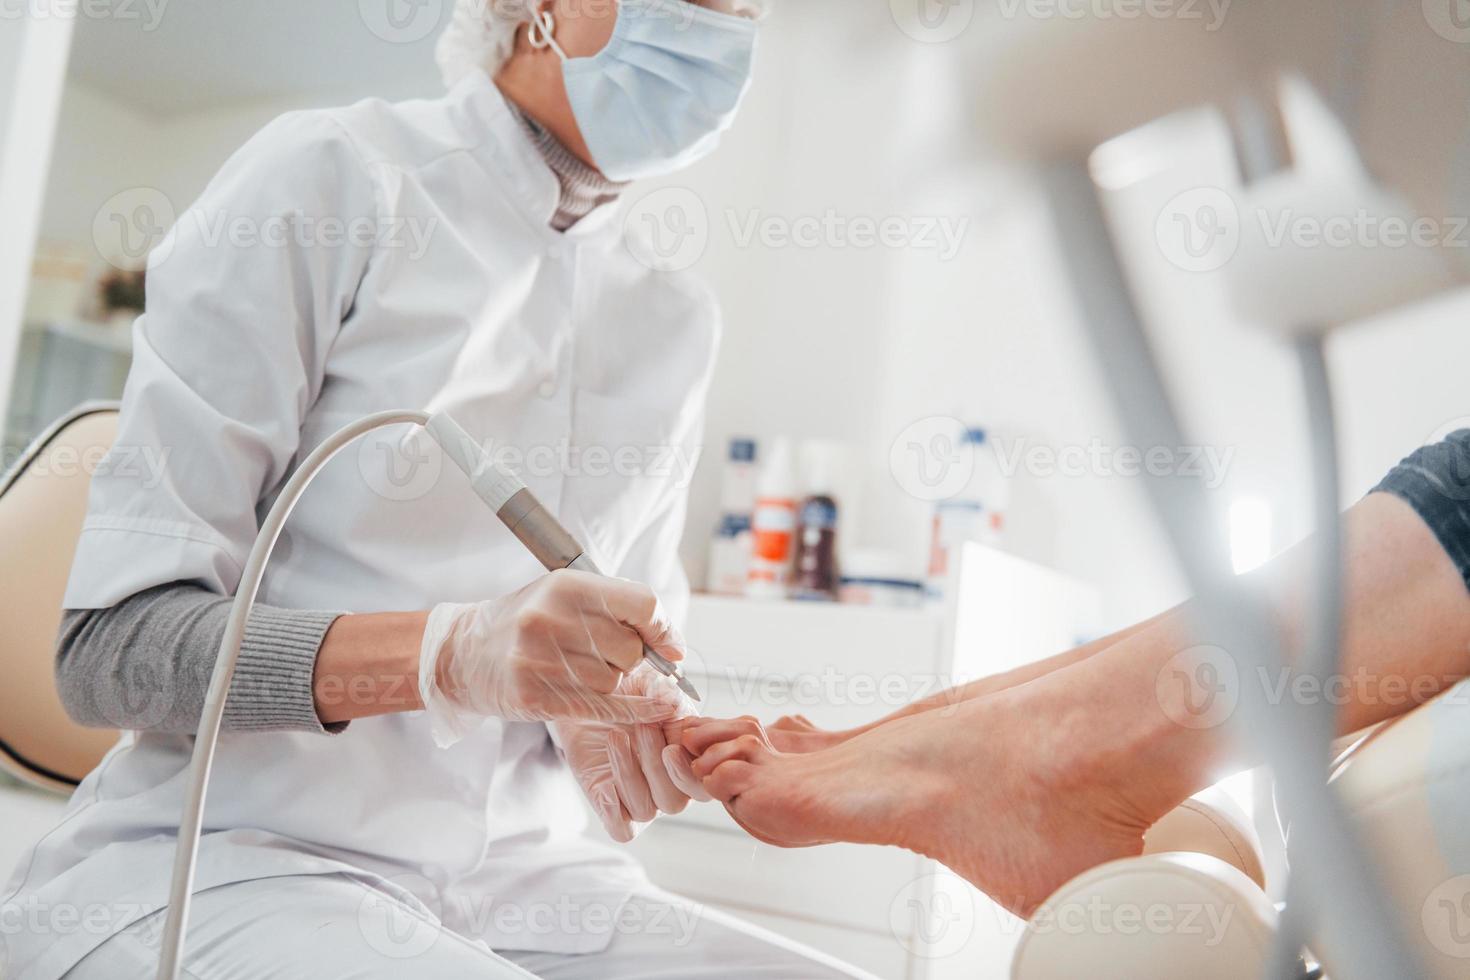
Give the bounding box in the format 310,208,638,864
435,0,539,89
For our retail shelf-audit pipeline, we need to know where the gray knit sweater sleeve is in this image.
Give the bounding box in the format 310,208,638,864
57,584,345,735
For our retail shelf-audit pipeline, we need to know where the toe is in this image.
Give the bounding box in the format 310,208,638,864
690,733,772,779
705,759,758,802
681,716,767,756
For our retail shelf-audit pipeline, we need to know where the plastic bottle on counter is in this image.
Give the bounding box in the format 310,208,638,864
705,438,759,596
926,426,1008,603
792,443,843,601
746,437,799,600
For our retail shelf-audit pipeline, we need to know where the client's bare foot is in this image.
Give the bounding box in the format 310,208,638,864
682,681,1185,917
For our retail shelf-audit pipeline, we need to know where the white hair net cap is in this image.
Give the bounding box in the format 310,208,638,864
435,0,536,89
434,0,768,90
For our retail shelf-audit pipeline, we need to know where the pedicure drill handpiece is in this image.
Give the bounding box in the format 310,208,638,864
428,414,702,701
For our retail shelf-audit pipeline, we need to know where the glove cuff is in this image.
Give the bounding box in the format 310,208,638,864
419,602,483,748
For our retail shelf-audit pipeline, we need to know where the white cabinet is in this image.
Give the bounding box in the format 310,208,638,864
627,548,1098,980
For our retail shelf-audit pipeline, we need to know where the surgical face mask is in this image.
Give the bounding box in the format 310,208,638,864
529,0,759,182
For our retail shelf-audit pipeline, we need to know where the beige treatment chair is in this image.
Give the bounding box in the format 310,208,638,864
0,403,121,794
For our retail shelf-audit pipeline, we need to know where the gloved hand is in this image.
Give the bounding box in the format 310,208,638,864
419,570,687,747
551,664,711,842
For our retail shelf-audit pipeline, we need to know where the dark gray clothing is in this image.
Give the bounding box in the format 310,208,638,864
57,585,342,734
1374,429,1470,594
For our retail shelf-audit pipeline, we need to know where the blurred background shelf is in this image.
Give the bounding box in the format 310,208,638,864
4,319,131,456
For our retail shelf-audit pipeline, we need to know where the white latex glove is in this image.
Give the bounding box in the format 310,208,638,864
419,570,687,747
551,664,712,843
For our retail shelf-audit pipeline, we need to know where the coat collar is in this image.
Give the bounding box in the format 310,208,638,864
453,72,625,244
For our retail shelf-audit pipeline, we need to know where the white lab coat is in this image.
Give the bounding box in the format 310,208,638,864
1,73,718,979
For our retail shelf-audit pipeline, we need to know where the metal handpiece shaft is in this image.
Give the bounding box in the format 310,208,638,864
496,487,702,701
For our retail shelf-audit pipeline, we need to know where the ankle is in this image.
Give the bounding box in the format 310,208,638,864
1018,669,1191,829
892,769,962,857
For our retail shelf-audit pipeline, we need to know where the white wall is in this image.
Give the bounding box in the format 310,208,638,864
0,12,75,443
665,0,937,588
40,82,348,255
870,167,1191,626
39,83,166,248
31,4,1470,631
665,0,1190,624
672,0,1470,629
1334,292,1470,495
148,99,319,207
1095,104,1470,618
37,4,1191,627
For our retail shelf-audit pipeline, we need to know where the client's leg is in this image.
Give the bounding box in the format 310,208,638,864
683,494,1470,917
